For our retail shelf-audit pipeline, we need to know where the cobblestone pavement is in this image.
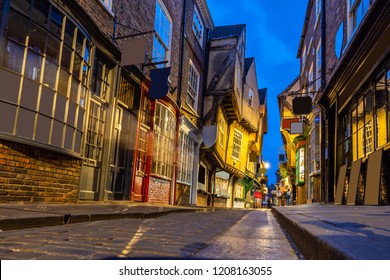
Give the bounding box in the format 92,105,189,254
0,209,299,260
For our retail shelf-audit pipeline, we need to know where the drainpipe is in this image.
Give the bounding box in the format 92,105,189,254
177,0,188,107
320,0,327,203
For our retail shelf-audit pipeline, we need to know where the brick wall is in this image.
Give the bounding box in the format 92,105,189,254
72,0,114,39
0,140,81,203
148,177,171,204
324,0,346,85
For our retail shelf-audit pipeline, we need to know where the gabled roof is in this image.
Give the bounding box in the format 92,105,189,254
258,88,267,105
244,57,254,76
209,24,246,40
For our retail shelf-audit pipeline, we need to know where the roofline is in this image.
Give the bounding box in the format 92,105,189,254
278,75,300,96
297,0,314,58
197,0,215,29
209,24,246,40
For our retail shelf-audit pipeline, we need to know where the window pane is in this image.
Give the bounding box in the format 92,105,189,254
375,74,386,109
2,39,24,74
64,19,76,47
49,7,63,38
46,35,60,64
43,59,58,89
58,68,70,96
25,49,42,81
73,54,82,79
376,108,387,147
61,45,72,72
11,0,31,15
6,9,29,44
32,0,50,26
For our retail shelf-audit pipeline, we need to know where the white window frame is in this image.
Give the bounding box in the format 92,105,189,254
152,102,176,178
218,118,226,148
187,60,200,111
248,88,254,108
153,0,172,67
192,5,204,47
100,0,113,12
316,41,322,92
308,63,314,94
232,129,243,160
178,130,194,185
315,0,321,29
301,44,307,73
347,0,370,39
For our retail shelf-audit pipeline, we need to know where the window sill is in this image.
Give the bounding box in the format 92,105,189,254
97,1,115,18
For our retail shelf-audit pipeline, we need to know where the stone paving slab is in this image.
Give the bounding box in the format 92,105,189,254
0,203,204,230
272,204,390,260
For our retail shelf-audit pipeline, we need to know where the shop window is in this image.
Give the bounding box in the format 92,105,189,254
140,96,152,128
235,184,244,200
0,0,90,155
91,51,114,101
178,130,194,185
215,176,229,196
364,91,374,155
352,108,358,161
117,72,136,109
152,102,176,178
375,74,387,148
137,128,148,174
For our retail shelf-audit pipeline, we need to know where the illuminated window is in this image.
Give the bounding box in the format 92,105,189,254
215,176,229,196
178,130,194,185
152,102,176,178
375,73,388,148
152,0,172,67
232,129,243,159
218,118,226,148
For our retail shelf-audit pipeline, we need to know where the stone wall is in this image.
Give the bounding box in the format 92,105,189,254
0,140,81,203
175,183,190,206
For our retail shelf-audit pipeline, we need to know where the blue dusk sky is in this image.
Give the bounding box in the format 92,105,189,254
207,0,308,185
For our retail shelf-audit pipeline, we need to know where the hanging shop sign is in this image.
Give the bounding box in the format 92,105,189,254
296,147,305,185
293,96,312,115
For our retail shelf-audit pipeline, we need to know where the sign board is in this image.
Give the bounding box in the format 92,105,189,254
296,147,305,184
293,96,312,115
290,121,304,134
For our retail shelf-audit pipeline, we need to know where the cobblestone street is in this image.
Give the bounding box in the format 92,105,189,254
0,209,299,260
